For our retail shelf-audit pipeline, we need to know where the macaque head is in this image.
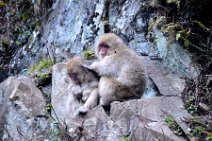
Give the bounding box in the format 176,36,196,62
95,33,127,59
67,57,84,84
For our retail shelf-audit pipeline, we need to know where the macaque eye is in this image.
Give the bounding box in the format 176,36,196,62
99,43,109,49
69,73,78,81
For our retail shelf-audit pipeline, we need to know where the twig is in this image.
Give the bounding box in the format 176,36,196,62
17,126,31,141
51,105,63,129
2,124,15,141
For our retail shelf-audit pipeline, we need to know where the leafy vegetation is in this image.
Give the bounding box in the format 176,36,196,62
28,58,53,86
28,58,54,73
165,116,184,136
186,117,212,139
82,48,96,60
184,96,197,114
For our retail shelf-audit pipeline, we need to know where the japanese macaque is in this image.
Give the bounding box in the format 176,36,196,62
66,57,99,114
88,33,147,105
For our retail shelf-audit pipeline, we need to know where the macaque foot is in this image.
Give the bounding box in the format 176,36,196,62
78,106,89,115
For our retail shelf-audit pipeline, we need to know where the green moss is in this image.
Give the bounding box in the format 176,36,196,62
82,48,95,60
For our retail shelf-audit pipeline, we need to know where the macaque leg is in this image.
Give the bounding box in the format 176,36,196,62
99,77,117,106
78,88,99,114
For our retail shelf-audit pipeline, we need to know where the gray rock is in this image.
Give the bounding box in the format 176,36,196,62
51,59,191,141
152,29,200,79
110,96,190,141
140,56,186,96
0,76,49,141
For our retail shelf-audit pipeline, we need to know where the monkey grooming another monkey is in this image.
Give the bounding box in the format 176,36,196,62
88,33,147,106
66,56,99,114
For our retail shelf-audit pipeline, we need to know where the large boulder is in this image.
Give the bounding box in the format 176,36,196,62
51,56,191,141
0,76,49,141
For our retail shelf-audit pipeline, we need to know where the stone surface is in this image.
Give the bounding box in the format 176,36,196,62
0,76,49,141
51,59,191,141
152,29,200,78
140,56,186,96
1,0,200,140
8,0,199,81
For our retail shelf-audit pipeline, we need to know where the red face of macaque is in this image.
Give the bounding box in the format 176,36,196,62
69,73,80,84
99,43,109,58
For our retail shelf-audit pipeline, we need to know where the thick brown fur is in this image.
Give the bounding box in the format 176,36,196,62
89,33,147,105
66,56,99,114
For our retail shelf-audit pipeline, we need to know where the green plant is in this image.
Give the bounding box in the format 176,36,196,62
206,135,212,140
185,97,197,114
82,48,95,60
190,126,205,137
148,16,166,32
46,103,52,113
165,116,184,136
28,58,54,73
37,73,49,80
192,20,210,31
125,135,130,141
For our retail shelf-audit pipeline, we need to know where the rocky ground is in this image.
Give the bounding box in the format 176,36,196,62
0,0,211,140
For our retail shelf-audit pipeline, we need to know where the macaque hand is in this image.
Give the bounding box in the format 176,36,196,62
78,106,89,114
72,85,82,99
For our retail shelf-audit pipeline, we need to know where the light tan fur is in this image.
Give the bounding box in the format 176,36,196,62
89,33,146,105
66,57,99,114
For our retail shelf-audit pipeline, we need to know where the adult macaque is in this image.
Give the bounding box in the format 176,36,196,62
89,33,147,105
66,57,99,114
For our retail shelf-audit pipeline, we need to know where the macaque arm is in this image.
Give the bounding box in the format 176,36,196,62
83,88,99,109
78,88,99,114
89,57,117,76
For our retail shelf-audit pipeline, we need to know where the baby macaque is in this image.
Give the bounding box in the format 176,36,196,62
89,33,147,105
66,56,99,114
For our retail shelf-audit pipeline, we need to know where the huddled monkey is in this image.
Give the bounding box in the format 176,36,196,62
88,33,147,106
66,56,99,114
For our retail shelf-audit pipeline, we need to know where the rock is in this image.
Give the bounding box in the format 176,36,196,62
140,56,186,96
110,97,191,141
152,29,200,79
7,0,199,83
52,60,192,141
0,76,49,141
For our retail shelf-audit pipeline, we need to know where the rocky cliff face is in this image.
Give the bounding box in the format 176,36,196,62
9,0,199,79
0,0,200,140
